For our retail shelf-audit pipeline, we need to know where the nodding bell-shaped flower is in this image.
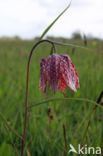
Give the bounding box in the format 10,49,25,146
39,54,79,94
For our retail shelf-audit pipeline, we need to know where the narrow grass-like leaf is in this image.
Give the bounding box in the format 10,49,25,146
39,2,71,41
0,112,22,140
50,40,103,55
4,125,19,156
29,97,103,109
81,91,103,144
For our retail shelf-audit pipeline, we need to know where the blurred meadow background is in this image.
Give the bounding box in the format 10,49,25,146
0,0,103,156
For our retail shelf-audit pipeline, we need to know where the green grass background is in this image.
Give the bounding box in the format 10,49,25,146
0,38,103,156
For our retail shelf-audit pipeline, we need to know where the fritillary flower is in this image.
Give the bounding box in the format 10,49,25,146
39,54,79,94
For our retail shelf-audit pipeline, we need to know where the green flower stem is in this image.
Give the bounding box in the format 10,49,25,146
21,40,56,156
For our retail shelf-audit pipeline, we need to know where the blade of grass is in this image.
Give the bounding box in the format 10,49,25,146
50,40,103,55
0,111,23,140
28,97,103,109
4,125,19,156
39,2,71,41
81,91,103,145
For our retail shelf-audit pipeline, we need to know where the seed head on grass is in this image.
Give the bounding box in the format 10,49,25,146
39,54,79,94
